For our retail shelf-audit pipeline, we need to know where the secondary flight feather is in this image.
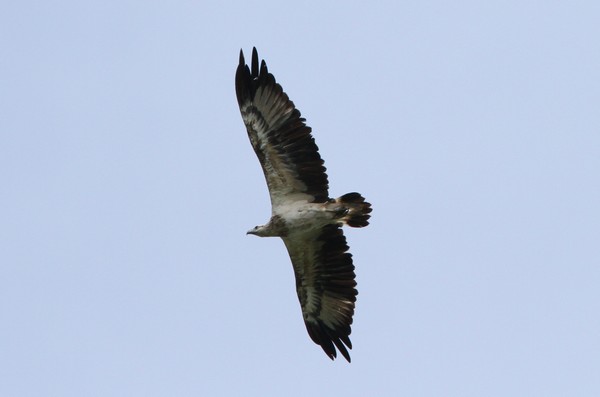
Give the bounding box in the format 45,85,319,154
235,47,372,362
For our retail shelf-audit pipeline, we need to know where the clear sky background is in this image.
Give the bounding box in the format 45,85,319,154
1,1,599,396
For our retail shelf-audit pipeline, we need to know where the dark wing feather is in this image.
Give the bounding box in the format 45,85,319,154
282,224,357,362
235,48,329,205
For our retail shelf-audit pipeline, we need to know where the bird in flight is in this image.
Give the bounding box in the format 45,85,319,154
235,48,372,362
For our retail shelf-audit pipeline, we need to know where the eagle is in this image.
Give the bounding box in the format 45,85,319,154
235,48,372,362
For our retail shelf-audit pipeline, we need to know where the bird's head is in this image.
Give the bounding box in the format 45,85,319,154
247,224,274,237
246,225,263,236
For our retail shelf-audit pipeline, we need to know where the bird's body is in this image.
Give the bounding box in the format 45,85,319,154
235,48,371,362
250,200,348,237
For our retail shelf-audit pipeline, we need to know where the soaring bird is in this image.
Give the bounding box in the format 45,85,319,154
235,48,371,362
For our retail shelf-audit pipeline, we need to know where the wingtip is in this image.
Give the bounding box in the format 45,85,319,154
337,343,352,363
324,344,351,363
306,320,353,363
260,59,268,76
239,48,244,64
251,47,259,76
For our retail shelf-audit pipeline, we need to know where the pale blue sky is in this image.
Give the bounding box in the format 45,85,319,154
1,1,599,396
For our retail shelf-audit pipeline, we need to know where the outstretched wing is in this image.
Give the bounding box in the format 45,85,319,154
283,225,357,362
235,47,329,206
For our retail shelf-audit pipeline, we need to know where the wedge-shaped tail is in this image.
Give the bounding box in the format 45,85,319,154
336,192,372,228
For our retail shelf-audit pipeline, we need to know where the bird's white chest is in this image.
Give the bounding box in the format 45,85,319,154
273,201,328,232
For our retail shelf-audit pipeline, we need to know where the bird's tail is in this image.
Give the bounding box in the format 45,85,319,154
335,192,372,228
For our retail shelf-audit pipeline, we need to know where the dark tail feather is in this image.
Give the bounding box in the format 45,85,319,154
337,192,372,228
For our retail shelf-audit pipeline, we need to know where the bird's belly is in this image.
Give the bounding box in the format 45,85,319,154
274,202,333,232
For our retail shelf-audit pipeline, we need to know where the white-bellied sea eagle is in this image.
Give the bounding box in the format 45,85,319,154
235,48,372,362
